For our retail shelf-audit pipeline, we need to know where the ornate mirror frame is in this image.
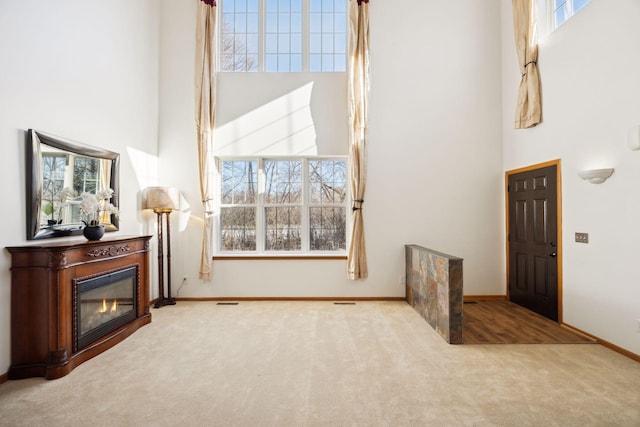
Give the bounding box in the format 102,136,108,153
27,129,120,240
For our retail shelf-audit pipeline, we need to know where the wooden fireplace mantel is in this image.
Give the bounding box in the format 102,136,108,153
6,235,152,380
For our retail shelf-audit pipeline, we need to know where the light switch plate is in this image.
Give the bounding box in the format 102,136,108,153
575,232,589,244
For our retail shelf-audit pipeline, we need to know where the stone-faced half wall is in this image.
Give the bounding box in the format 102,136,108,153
405,244,463,344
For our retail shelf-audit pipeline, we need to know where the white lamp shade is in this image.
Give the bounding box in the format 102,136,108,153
142,187,180,211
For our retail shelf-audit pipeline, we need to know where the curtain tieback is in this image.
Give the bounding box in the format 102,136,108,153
352,199,365,211
521,60,537,76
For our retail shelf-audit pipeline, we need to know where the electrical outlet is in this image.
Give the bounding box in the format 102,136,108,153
399,275,405,285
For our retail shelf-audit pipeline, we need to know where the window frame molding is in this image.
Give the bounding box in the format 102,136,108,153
214,155,350,257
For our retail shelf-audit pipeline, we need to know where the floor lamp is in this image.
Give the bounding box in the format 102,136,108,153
143,187,180,308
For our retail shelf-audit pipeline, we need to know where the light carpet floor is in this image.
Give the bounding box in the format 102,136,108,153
0,301,639,426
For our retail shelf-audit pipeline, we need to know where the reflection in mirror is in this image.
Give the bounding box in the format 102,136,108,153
27,129,120,240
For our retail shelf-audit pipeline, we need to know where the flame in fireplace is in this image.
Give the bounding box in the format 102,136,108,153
97,298,118,314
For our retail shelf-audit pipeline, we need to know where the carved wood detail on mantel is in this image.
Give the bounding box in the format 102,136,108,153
87,244,133,258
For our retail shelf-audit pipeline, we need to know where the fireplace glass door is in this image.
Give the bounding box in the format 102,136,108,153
75,266,137,351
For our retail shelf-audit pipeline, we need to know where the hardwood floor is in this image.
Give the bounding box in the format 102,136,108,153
463,300,596,344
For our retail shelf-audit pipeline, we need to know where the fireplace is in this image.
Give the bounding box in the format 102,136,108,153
7,235,151,380
75,267,138,351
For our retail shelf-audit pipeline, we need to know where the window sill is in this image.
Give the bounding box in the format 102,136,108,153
213,255,347,261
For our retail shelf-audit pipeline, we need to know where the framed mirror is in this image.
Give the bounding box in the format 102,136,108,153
27,129,120,240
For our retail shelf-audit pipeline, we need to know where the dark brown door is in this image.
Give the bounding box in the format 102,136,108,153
508,165,558,321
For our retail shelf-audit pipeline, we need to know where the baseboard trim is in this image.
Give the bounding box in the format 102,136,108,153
0,372,8,384
463,295,507,302
174,296,406,302
561,323,640,363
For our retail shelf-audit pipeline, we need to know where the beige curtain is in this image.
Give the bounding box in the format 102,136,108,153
347,0,370,280
195,0,217,281
513,0,541,128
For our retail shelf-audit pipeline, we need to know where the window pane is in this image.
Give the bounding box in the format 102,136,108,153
266,0,278,12
334,13,346,33
235,0,247,13
310,54,321,72
310,34,321,54
310,13,321,33
247,54,259,71
334,33,346,54
266,34,277,53
221,160,257,204
247,34,259,53
279,0,290,12
265,160,302,202
266,13,278,33
291,54,302,72
234,34,247,52
291,13,302,33
278,13,291,32
322,54,333,71
322,34,333,53
310,0,321,13
221,207,256,251
266,54,278,71
248,0,259,12
278,54,290,71
291,34,302,54
222,14,234,32
247,13,259,33
235,14,247,32
279,34,290,54
334,0,346,13
309,159,346,203
554,5,569,28
310,207,346,251
265,207,301,250
334,54,345,72
322,13,333,32
322,0,333,13
291,0,302,13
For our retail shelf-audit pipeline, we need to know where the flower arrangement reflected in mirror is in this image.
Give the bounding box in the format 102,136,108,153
44,187,76,225
80,188,119,227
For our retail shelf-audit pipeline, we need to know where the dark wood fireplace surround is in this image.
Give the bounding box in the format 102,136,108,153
6,235,152,380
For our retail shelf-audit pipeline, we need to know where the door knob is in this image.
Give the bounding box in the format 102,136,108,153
550,242,557,247
549,252,557,258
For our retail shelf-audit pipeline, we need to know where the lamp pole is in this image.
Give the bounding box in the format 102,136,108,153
153,208,176,308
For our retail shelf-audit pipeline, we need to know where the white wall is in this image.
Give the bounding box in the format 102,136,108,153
0,1,160,374
501,0,640,354
159,0,505,299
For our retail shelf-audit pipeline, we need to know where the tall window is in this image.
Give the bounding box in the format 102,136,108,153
220,0,347,72
217,157,348,254
552,0,591,29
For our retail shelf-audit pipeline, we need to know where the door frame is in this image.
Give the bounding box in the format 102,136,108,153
505,159,563,323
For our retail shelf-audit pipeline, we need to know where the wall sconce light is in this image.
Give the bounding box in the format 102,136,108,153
142,186,180,308
578,168,614,184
